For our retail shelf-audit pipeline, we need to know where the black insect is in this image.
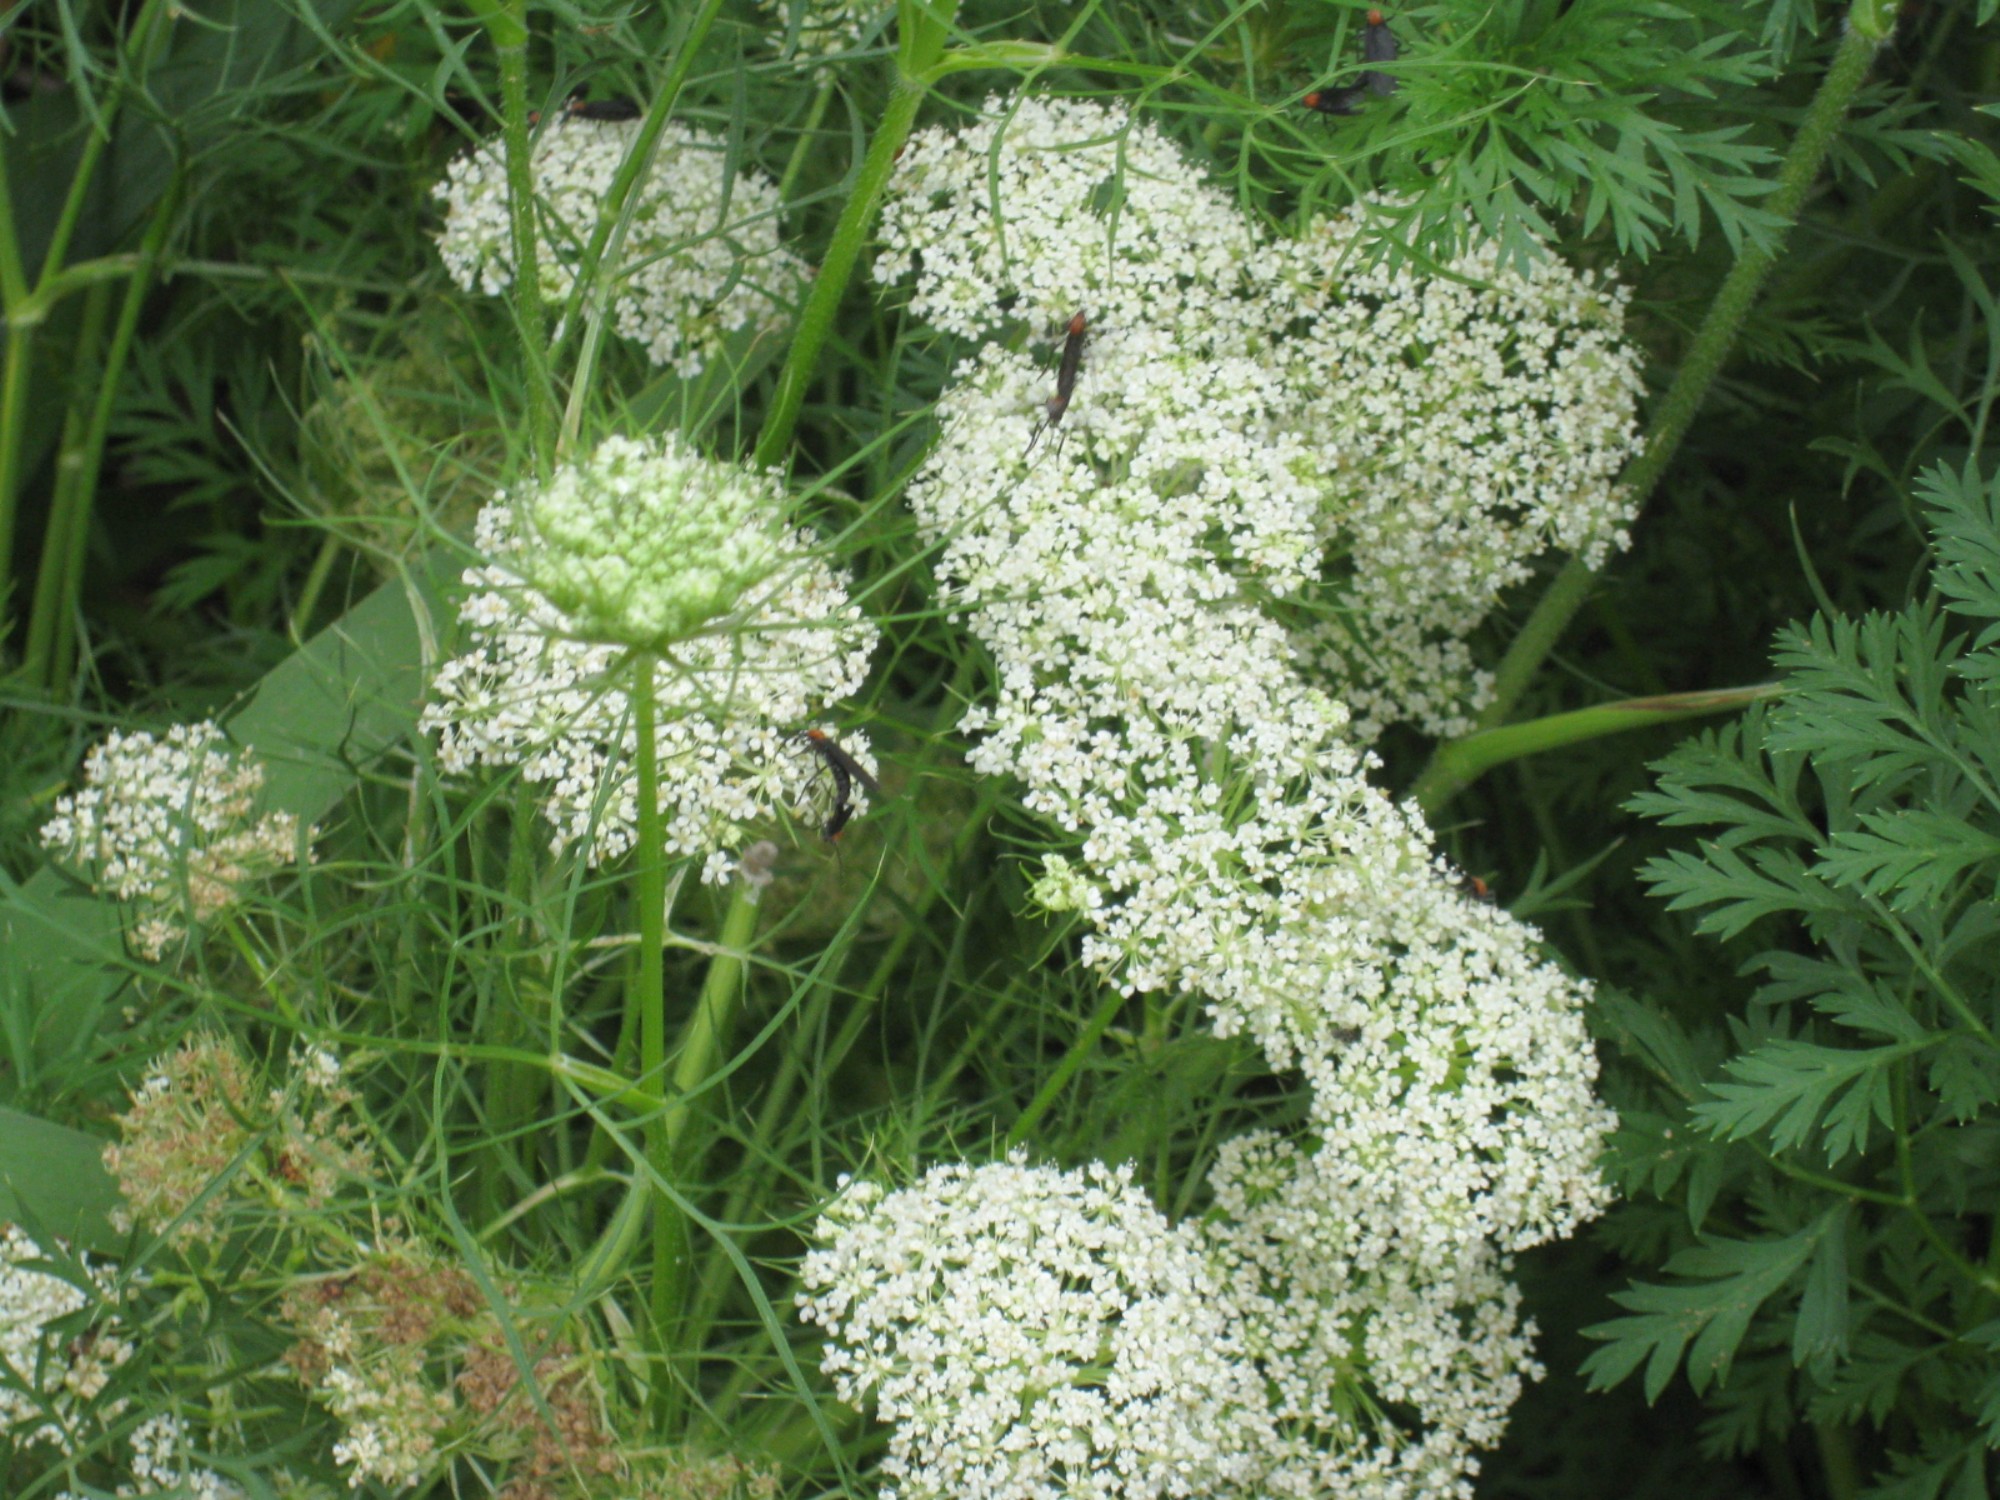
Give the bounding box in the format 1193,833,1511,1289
800,729,882,842
1301,9,1398,118
1026,311,1088,455
563,94,644,122
1302,83,1367,116
1361,9,1399,95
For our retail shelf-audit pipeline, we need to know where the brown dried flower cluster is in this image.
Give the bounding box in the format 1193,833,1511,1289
103,1035,374,1251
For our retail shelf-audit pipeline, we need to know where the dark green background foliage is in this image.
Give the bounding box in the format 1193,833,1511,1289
2,0,2000,1496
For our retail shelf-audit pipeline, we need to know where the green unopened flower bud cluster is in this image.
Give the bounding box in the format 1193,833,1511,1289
516,433,789,650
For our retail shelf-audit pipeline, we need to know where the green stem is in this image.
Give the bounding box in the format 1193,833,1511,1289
628,651,673,1370
752,0,960,469
0,0,170,624
559,0,731,451
477,3,556,472
1410,12,1889,811
1006,982,1128,1149
24,174,180,692
1409,682,1783,819
648,876,761,1424
479,784,544,1220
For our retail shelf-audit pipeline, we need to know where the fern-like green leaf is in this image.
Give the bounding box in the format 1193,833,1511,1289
1639,841,1850,942
1749,951,1927,1042
1693,1037,1923,1160
1582,1214,1837,1401
1818,806,2000,912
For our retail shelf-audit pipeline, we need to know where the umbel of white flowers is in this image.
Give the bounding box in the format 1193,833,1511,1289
797,93,1637,1500
799,1152,1542,1500
433,116,806,377
39,723,303,960
423,434,878,878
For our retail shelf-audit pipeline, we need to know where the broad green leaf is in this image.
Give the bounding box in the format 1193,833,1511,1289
0,1107,120,1254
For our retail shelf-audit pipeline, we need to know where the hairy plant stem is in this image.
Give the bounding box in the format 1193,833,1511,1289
753,0,960,469
467,1,557,473
1407,11,1890,814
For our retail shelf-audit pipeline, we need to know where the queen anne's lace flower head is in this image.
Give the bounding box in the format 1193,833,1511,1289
423,434,878,876
879,101,1643,740
39,723,304,960
798,1155,1276,1500
105,1034,375,1252
1276,204,1646,739
434,117,806,377
117,1413,246,1500
1201,1131,1542,1498
763,0,893,64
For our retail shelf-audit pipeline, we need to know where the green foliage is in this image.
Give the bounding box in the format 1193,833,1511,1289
0,0,1995,1496
1593,456,2000,1489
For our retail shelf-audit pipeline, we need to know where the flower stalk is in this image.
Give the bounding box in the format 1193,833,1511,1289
753,0,961,468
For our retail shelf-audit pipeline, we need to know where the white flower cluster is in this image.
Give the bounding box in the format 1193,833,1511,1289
39,722,303,960
0,1224,133,1452
423,434,878,876
322,1353,453,1489
797,95,1634,1498
798,1156,1275,1500
116,1413,245,1500
800,1149,1545,1500
434,117,806,377
877,94,1645,739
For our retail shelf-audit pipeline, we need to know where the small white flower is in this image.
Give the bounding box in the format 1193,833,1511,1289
39,723,303,960
763,0,893,64
422,435,879,872
434,117,806,377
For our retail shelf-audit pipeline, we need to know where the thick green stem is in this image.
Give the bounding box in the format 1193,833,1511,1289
1409,683,1784,818
477,4,557,472
0,0,169,627
1410,12,1888,811
559,0,730,450
24,176,179,692
753,0,959,469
